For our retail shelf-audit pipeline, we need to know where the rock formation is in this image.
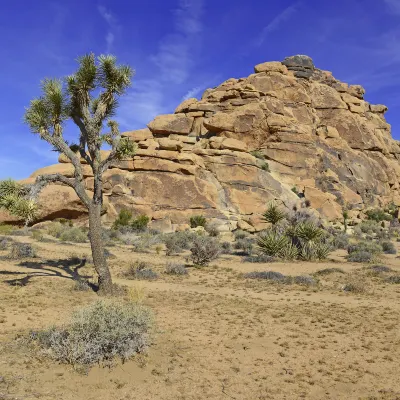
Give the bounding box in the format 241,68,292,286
4,55,400,232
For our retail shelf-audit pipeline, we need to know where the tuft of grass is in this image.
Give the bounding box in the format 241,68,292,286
30,299,153,367
385,275,400,284
342,274,369,293
292,275,317,286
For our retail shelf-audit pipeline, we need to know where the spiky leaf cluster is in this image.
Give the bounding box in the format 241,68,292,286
262,202,287,226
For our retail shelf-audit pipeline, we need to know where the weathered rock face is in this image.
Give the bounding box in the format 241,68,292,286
4,55,400,231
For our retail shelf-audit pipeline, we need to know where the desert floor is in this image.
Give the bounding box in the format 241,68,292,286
1,235,400,400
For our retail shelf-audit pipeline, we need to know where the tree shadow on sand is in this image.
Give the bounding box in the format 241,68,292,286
0,256,98,291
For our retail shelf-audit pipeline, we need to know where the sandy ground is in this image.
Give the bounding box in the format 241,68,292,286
1,235,400,400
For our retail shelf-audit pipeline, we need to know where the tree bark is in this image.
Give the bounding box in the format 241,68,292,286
88,203,113,293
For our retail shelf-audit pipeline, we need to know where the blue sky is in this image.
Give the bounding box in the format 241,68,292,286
1,0,400,179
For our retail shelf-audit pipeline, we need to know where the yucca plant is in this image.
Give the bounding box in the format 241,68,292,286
279,242,299,261
314,242,332,260
257,231,290,257
299,242,317,261
262,202,287,226
293,221,324,244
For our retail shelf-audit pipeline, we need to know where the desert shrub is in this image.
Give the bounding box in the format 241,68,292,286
279,242,299,261
234,238,253,255
331,233,349,250
0,224,13,235
299,242,317,261
314,267,345,276
250,150,264,159
59,227,87,243
205,223,220,237
380,241,396,254
386,275,400,284
131,215,150,232
31,300,153,366
257,231,290,257
46,222,65,238
31,230,45,241
0,237,12,250
242,254,275,263
347,251,374,263
10,227,30,236
342,275,369,293
234,230,247,240
347,241,382,255
291,186,299,195
190,236,221,266
244,270,286,281
189,215,207,228
359,220,381,234
261,162,270,172
293,275,317,286
365,208,392,222
262,203,287,226
124,261,158,281
365,265,392,276
163,231,197,256
165,263,188,275
288,208,319,225
221,241,232,254
132,234,161,253
113,209,133,229
9,242,36,259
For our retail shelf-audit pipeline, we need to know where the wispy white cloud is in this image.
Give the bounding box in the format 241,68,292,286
182,85,203,101
118,0,205,130
151,0,204,84
384,0,400,14
98,5,119,52
255,2,301,47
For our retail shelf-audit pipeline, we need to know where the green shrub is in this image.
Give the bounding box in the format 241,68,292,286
250,150,264,159
31,230,45,241
113,209,133,229
59,227,87,243
190,215,207,228
381,241,396,254
292,221,324,243
365,208,392,222
131,215,150,231
261,162,270,172
31,300,153,367
314,242,332,260
257,231,290,257
190,236,221,266
47,222,65,238
291,186,299,194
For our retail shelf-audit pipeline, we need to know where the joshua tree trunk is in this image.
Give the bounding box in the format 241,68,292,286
88,203,112,293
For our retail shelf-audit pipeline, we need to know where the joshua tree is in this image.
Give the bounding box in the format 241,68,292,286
23,54,136,294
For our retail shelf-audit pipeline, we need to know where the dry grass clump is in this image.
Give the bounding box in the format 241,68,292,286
244,271,317,286
190,235,221,266
165,263,188,275
30,299,153,367
314,267,345,276
342,274,370,293
8,242,36,259
124,261,159,281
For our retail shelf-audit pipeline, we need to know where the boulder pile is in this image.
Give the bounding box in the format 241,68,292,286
6,55,400,232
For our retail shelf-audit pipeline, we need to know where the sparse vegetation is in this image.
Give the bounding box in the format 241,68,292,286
381,240,396,254
242,254,275,263
190,215,207,229
262,202,287,226
131,215,150,232
59,227,87,243
9,242,36,259
314,267,345,276
365,208,392,222
234,238,254,255
165,263,188,275
190,236,221,266
30,299,153,367
124,261,159,281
